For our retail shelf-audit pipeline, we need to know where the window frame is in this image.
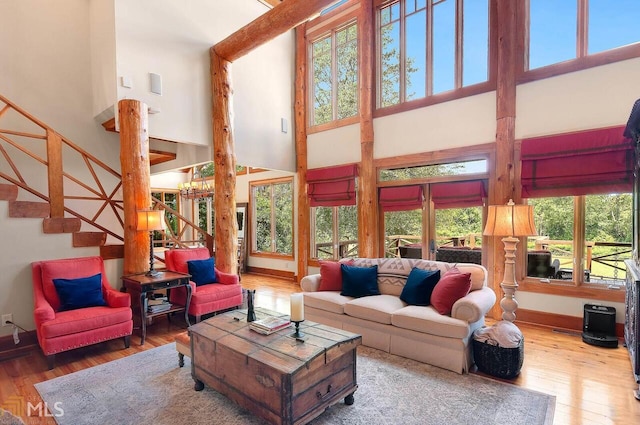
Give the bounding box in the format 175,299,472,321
519,0,640,84
374,0,495,117
249,176,295,260
307,13,360,133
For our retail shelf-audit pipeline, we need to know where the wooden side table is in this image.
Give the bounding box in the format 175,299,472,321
122,271,192,345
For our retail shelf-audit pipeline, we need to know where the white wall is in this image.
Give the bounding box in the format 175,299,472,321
307,123,361,168
516,58,640,138
0,0,124,336
89,0,117,119
373,91,497,157
113,0,296,172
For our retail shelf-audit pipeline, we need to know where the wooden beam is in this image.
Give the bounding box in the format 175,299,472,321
213,0,341,62
357,0,377,257
119,99,151,275
210,50,238,275
489,0,520,320
295,25,310,282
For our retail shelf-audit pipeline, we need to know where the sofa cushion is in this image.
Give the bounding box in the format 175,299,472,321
40,306,132,339
303,291,353,315
187,257,217,286
391,305,470,339
168,248,209,274
318,259,354,291
53,273,107,311
430,267,472,315
341,265,380,298
190,282,241,304
344,295,404,325
400,268,440,306
40,256,105,312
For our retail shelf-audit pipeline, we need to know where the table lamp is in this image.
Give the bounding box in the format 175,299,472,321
483,199,536,322
137,209,164,277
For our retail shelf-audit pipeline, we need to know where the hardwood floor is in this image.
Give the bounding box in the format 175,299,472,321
1,273,639,424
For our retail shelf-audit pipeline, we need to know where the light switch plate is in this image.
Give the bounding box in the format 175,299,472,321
150,73,162,95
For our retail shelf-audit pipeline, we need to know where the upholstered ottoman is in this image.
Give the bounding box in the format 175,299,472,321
175,331,190,367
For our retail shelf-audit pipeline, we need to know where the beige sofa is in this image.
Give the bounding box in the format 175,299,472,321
300,257,495,374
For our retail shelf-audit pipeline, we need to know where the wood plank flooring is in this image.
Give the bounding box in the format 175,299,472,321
1,273,639,424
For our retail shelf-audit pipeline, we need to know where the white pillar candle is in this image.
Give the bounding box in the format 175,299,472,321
290,293,304,322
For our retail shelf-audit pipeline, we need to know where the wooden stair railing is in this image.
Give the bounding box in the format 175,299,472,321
0,94,214,257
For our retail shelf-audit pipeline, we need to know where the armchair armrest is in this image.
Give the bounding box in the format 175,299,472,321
104,289,131,308
34,304,55,324
300,274,321,292
216,269,240,285
451,287,496,323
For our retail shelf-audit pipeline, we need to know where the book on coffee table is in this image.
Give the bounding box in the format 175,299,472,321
249,316,292,335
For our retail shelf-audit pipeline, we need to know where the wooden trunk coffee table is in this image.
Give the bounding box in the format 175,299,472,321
189,307,361,425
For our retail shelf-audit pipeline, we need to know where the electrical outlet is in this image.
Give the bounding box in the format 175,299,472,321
1,313,12,326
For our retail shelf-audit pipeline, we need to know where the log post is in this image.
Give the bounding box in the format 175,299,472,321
357,0,377,258
210,0,340,275
295,24,310,282
489,0,520,319
119,99,151,275
210,50,237,275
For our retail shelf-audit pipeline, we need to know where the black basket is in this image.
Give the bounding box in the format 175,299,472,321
472,337,524,379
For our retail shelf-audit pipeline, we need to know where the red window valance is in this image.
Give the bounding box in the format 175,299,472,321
379,185,424,212
307,164,358,207
521,126,634,198
431,180,486,209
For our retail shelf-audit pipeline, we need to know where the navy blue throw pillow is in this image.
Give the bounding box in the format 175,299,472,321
52,273,107,311
400,268,441,306
340,264,380,298
187,257,217,286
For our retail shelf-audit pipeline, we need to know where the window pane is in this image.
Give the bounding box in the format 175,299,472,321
527,197,574,279
529,0,576,69
274,182,293,255
584,194,632,285
588,0,640,54
380,159,487,181
385,209,422,258
313,207,334,259
254,185,272,252
336,24,358,120
462,0,489,86
432,0,455,94
405,7,427,100
435,207,482,248
380,3,401,107
312,36,332,125
338,205,358,258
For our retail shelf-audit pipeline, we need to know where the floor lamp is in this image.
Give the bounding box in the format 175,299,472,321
137,209,164,277
483,199,537,322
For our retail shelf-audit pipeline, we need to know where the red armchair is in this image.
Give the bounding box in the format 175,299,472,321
32,256,133,369
164,248,242,323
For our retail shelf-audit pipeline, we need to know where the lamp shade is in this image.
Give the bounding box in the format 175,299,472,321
136,209,164,232
483,199,536,237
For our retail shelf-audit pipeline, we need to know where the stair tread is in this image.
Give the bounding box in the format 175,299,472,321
0,184,18,201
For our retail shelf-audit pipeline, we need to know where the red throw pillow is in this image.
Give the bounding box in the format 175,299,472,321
430,267,472,315
318,259,354,291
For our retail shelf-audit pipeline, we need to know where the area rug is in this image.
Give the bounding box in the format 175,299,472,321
35,343,554,425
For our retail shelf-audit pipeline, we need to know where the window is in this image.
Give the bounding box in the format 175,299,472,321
310,21,359,126
377,0,489,108
527,194,631,286
151,191,179,248
311,205,358,260
528,0,640,70
251,178,294,256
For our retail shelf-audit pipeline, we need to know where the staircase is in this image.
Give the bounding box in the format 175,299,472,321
0,94,213,259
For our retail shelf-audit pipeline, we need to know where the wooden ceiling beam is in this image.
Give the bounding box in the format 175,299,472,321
214,0,342,62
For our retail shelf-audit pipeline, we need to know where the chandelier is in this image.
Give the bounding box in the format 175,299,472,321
179,167,213,200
